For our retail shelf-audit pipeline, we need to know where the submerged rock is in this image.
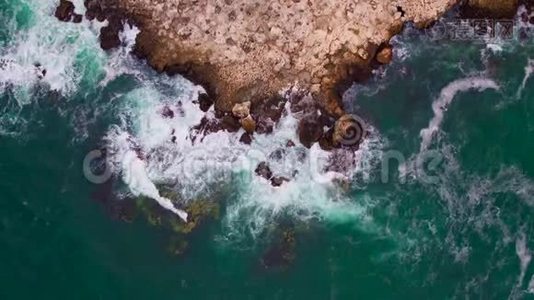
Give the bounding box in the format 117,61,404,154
169,199,220,234
255,162,273,180
167,238,188,256
261,229,296,269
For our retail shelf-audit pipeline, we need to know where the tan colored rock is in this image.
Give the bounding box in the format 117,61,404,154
232,101,251,119
240,115,256,134
376,46,393,64
99,0,460,116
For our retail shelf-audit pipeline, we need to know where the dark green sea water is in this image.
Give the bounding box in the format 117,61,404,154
1,1,534,299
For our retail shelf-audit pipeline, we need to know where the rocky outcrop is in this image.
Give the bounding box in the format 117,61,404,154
254,162,291,187
460,0,519,19
376,45,393,65
298,116,323,148
232,101,251,119
232,101,257,133
255,162,273,181
239,115,256,134
67,0,525,151
91,0,459,118
55,0,82,23
100,17,123,50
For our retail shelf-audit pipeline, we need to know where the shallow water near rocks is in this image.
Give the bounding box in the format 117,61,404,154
1,1,534,299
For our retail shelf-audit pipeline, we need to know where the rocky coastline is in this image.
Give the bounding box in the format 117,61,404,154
55,0,529,152
57,0,528,258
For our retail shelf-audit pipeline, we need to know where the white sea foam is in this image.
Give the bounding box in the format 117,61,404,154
515,233,532,289
528,275,534,294
122,150,188,221
419,77,499,151
70,0,87,15
0,1,105,105
102,79,383,235
100,23,142,86
516,58,534,99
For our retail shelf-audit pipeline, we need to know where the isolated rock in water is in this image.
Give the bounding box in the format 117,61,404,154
240,115,256,134
55,0,75,22
160,106,174,118
239,132,252,145
232,101,251,119
332,114,363,147
34,63,46,79
376,45,393,64
286,140,295,148
298,116,323,148
72,13,83,23
255,162,273,180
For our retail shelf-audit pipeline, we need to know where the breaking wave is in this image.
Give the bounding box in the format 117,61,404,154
102,78,385,240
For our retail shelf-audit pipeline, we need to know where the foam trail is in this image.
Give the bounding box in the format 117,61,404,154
516,58,534,99
420,77,499,151
515,233,532,289
122,150,188,222
528,275,534,294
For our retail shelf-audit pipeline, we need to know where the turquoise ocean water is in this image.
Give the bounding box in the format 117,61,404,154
1,1,534,299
